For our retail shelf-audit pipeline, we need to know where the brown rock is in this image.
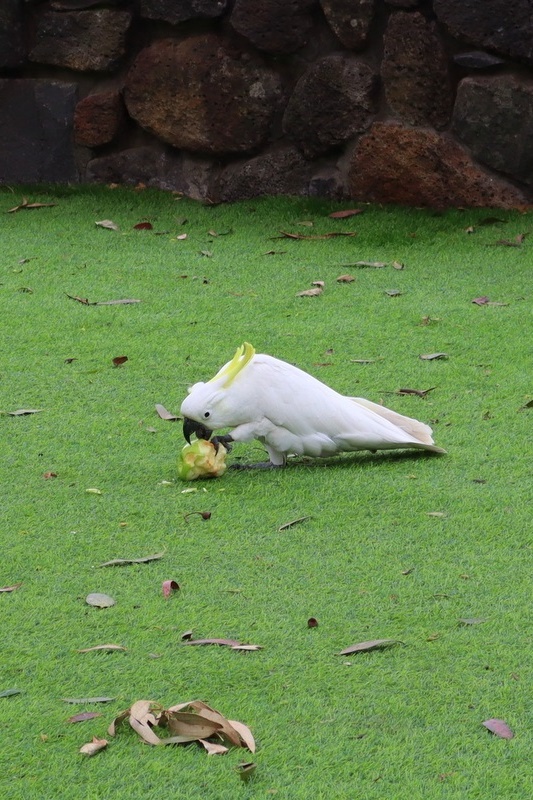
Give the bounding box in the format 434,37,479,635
124,35,282,156
382,12,452,129
320,0,375,50
140,0,228,24
230,0,315,54
74,91,125,147
283,55,377,157
29,8,132,72
218,145,313,201
434,0,533,66
452,76,533,187
348,122,527,208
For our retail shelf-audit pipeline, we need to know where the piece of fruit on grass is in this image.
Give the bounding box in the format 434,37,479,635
177,439,227,480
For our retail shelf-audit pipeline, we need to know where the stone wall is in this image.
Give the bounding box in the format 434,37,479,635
1,0,532,207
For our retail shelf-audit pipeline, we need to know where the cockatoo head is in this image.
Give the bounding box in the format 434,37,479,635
181,343,255,442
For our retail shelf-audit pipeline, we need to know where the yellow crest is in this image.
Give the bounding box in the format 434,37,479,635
209,342,256,387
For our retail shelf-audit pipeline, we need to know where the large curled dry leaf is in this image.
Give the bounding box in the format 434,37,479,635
95,219,119,231
108,698,255,753
76,644,127,653
68,711,102,723
482,719,514,739
7,198,56,213
338,639,402,656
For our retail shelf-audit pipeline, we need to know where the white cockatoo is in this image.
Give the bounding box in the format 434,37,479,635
181,343,445,468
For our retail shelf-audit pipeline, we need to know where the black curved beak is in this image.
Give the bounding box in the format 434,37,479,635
183,417,213,444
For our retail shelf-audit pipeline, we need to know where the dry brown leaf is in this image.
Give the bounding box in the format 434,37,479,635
76,644,127,653
95,219,119,231
307,617,319,628
85,593,116,608
155,403,180,421
183,638,242,647
419,353,448,361
67,712,102,723
129,714,162,745
482,719,514,739
133,222,153,230
385,289,402,297
6,408,43,416
328,208,362,218
231,644,263,651
184,702,242,747
227,719,256,752
337,274,355,283
63,696,116,704
296,287,323,297
277,230,356,240
0,582,22,592
97,552,165,567
199,739,229,755
164,710,222,740
278,515,312,531
348,261,387,268
43,471,58,479
7,198,56,213
112,356,128,367
162,579,180,597
396,387,436,397
338,639,402,656
95,298,141,305
79,736,108,756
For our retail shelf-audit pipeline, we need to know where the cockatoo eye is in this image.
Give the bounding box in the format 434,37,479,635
203,411,210,419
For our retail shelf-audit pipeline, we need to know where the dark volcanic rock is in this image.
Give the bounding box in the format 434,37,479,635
320,0,375,50
86,145,219,199
74,91,125,147
0,79,78,183
230,0,316,54
0,0,25,69
434,0,533,65
348,122,527,208
218,145,313,201
283,55,377,157
382,11,452,129
124,35,282,156
452,76,533,187
29,8,132,72
140,0,227,24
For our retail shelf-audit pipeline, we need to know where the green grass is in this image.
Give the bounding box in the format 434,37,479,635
1,185,532,799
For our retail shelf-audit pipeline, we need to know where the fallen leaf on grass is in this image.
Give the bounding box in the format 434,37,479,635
278,516,312,531
276,230,356,240
7,198,56,213
184,638,262,650
519,399,533,410
0,688,22,698
112,356,128,367
199,739,229,755
328,209,362,218
155,403,180,421
427,511,446,518
85,593,116,608
345,261,387,269
458,618,486,626
86,488,102,495
68,712,102,723
79,737,108,756
296,287,323,297
419,353,448,361
307,617,319,628
482,719,514,739
76,644,127,653
4,408,43,416
396,387,436,397
183,511,212,522
43,471,57,479
385,289,402,297
338,639,402,656
162,579,180,597
133,222,153,230
66,294,141,306
63,697,116,704
97,552,164,567
95,219,119,231
109,699,255,752
337,274,355,283
0,582,22,592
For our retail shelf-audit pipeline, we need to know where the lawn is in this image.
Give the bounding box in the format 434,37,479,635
1,185,532,799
